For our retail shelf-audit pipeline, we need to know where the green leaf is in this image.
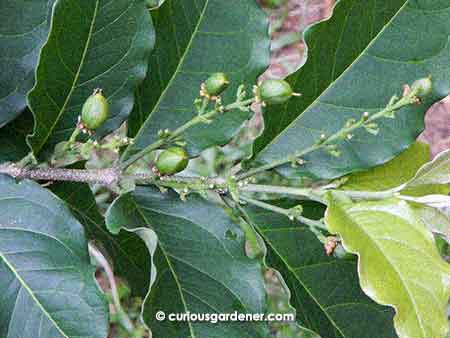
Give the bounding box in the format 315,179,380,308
342,142,450,196
325,193,450,338
124,0,270,157
106,187,270,337
145,0,165,9
0,109,34,164
251,0,450,180
242,200,397,338
0,1,55,127
402,148,450,190
399,194,450,209
28,0,155,155
51,182,152,297
0,175,108,338
411,203,450,244
342,142,431,192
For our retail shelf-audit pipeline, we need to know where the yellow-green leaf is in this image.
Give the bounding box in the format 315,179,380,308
342,142,430,191
325,193,450,338
402,148,450,190
411,203,450,244
342,142,450,196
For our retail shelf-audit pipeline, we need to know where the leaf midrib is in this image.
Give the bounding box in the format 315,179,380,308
257,0,410,158
123,0,210,159
32,0,100,154
257,226,346,338
0,252,69,338
130,198,197,338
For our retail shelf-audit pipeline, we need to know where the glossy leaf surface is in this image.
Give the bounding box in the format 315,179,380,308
125,0,270,157
252,0,450,180
0,1,55,127
106,187,270,337
0,175,108,338
243,200,397,338
28,0,155,155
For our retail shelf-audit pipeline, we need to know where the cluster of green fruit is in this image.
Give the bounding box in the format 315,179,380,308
79,74,297,176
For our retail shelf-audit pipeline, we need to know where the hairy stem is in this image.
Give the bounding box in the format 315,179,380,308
119,98,255,170
237,91,419,181
88,243,135,333
0,165,121,185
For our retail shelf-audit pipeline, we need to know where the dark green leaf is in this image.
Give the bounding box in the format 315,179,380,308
106,187,270,337
243,200,397,338
0,0,55,127
28,0,155,155
0,109,34,164
251,0,450,180
0,175,108,338
124,0,270,157
51,182,151,297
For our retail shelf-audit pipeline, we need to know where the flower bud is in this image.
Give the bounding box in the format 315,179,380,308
155,147,189,175
81,89,109,130
256,79,294,105
411,77,433,98
204,73,230,96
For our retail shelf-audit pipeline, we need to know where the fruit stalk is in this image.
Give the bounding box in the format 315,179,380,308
119,97,255,170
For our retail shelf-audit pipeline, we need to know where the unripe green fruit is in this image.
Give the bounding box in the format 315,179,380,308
262,0,288,8
81,90,109,130
155,147,189,175
411,77,433,98
256,79,294,105
204,73,230,96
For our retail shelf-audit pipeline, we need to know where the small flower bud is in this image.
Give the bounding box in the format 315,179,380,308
255,79,294,106
155,147,189,175
204,73,230,96
411,76,433,98
81,89,109,130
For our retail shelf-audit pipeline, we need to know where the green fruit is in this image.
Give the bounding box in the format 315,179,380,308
411,76,433,98
155,147,189,175
262,0,288,9
256,79,294,105
204,72,230,96
81,90,110,130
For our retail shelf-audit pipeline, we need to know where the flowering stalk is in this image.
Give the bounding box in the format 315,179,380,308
236,87,423,181
118,97,255,170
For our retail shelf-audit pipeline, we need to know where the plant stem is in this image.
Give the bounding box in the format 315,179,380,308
128,173,227,191
240,183,395,202
240,183,323,203
239,195,327,242
68,127,81,144
0,164,120,185
237,91,419,181
119,98,255,170
88,243,135,334
333,189,396,200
